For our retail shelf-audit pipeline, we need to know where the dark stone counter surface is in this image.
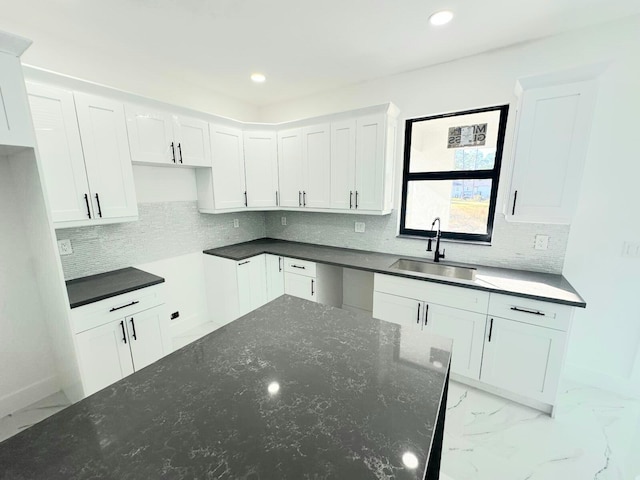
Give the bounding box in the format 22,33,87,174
204,238,586,307
66,267,165,308
0,296,451,479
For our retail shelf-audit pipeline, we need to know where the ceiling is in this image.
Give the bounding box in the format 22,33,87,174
2,0,639,107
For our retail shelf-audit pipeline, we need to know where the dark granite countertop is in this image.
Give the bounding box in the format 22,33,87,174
204,238,586,307
66,267,165,308
0,295,451,479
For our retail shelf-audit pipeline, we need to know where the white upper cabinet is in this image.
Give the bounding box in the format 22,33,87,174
74,92,138,221
0,52,34,148
126,105,211,167
302,124,331,209
208,124,247,210
244,130,279,208
125,106,174,165
330,119,357,210
507,80,597,224
277,128,304,208
355,114,388,212
173,115,211,167
27,83,92,223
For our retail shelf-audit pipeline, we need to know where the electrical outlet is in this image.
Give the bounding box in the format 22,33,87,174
355,222,365,233
281,216,287,226
171,311,180,320
233,218,239,228
534,235,549,250
57,239,73,256
622,241,640,258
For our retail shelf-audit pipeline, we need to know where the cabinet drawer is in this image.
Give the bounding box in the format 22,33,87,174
284,272,317,302
71,284,165,334
488,293,572,331
284,257,317,277
374,273,489,314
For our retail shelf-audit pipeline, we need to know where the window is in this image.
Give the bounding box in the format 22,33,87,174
399,105,509,243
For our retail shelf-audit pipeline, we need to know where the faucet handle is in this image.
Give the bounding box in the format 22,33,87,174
441,249,446,259
427,238,433,252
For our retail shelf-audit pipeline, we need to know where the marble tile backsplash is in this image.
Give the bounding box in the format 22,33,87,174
265,210,570,274
56,202,266,280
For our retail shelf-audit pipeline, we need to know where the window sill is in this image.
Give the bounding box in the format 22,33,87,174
395,233,492,247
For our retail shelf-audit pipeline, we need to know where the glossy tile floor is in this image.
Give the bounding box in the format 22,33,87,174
441,381,640,480
1,382,638,480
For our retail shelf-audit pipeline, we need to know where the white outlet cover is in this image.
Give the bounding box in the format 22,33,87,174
281,216,287,225
57,239,73,256
534,235,549,250
355,222,365,233
233,219,239,228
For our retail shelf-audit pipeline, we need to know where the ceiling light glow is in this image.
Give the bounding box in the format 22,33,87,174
429,10,454,26
268,381,280,394
251,73,266,83
402,452,419,469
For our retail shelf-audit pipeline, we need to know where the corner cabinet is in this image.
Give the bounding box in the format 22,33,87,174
28,84,138,227
506,79,597,224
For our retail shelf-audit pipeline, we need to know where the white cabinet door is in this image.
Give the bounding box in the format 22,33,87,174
373,292,423,329
284,272,316,302
277,128,303,207
244,130,279,207
174,115,211,167
330,119,356,210
265,254,285,302
0,54,34,148
126,305,166,371
425,304,486,380
125,105,174,165
210,124,246,210
355,114,386,212
74,92,138,220
237,255,268,316
27,83,93,223
507,80,596,224
480,317,567,404
75,319,134,396
302,124,331,208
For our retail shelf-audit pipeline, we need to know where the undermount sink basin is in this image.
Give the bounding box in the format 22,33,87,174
389,258,477,281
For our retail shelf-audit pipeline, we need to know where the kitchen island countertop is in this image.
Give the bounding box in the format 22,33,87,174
0,295,451,479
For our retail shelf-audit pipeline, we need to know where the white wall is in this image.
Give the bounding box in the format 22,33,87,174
260,17,640,395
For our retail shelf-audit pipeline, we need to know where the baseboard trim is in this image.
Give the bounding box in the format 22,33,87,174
0,375,60,418
563,363,640,399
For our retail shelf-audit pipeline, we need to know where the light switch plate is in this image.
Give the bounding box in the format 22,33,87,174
233,219,239,228
57,239,73,256
534,235,549,250
355,222,365,233
281,216,287,226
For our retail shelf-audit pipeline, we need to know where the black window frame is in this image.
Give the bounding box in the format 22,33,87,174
399,104,509,243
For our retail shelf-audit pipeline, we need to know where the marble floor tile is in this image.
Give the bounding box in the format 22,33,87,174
441,380,640,480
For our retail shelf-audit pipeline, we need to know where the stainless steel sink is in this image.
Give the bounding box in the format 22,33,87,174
389,259,477,281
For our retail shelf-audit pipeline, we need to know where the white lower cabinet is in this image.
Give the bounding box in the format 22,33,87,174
72,286,168,397
284,272,317,302
237,255,268,316
265,254,285,302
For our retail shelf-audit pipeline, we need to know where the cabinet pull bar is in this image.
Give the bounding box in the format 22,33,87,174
350,191,353,209
177,143,183,163
355,191,359,209
303,191,306,207
488,318,494,342
510,306,545,316
298,191,302,207
512,190,518,215
311,279,314,295
425,304,429,326
120,320,127,344
278,257,282,272
276,191,279,206
416,303,421,324
244,191,248,207
171,142,176,163
84,193,92,219
238,260,250,265
130,318,137,340
110,300,139,312
95,193,103,218
291,264,306,269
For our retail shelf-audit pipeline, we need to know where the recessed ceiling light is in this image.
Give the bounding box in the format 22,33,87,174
429,10,454,26
251,73,266,83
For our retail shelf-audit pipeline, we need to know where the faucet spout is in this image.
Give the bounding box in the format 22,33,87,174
428,217,445,262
